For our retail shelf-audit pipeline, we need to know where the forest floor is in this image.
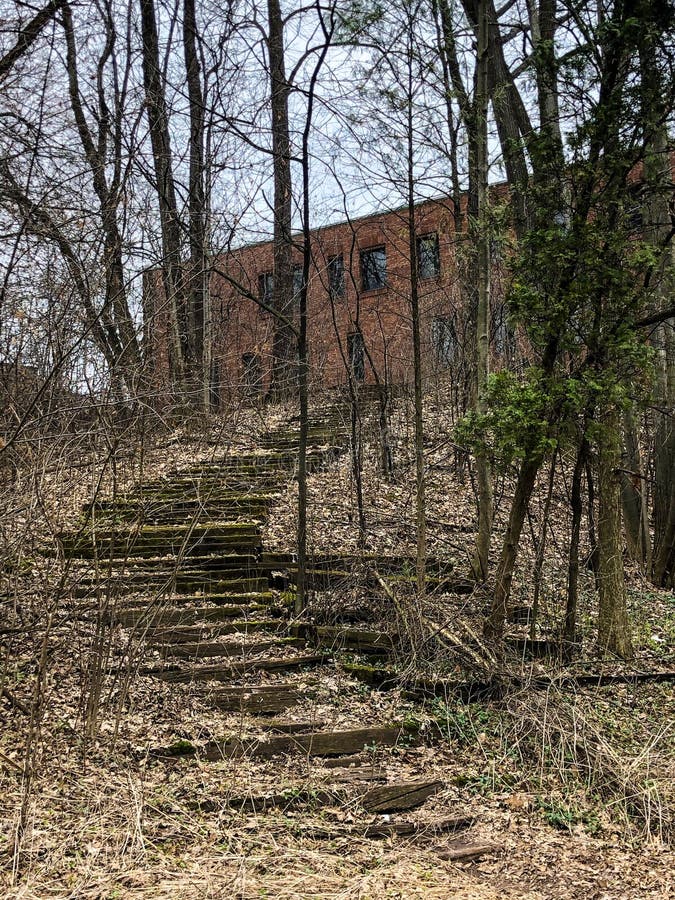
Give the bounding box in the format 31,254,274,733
1,390,674,899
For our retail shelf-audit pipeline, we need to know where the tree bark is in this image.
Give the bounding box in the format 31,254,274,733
472,0,492,582
139,0,189,385
183,0,208,403
267,0,295,398
597,409,633,658
63,2,141,388
565,436,587,655
620,407,650,570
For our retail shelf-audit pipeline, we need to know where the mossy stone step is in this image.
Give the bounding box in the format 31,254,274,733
119,476,287,497
64,521,261,540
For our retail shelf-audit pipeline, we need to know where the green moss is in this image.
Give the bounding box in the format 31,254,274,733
164,739,197,756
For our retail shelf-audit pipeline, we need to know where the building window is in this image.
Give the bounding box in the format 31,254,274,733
328,254,345,298
347,331,365,382
416,233,440,280
360,246,386,292
431,315,456,367
258,271,274,304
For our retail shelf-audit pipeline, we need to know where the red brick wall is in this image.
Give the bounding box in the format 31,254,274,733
144,193,509,401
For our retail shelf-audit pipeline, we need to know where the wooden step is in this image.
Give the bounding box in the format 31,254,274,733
201,723,418,761
206,684,306,713
150,653,330,683
113,604,274,628
154,636,304,660
76,574,270,596
360,779,443,813
147,620,284,642
301,625,395,654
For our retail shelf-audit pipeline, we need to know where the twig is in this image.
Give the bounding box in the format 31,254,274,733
1,686,30,716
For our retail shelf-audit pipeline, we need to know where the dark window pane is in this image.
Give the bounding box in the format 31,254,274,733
258,271,274,303
347,331,365,381
431,315,456,367
328,254,345,298
416,233,440,279
360,247,386,291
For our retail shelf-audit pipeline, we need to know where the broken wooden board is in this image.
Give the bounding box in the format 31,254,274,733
323,766,387,785
434,840,497,862
362,815,474,839
201,724,417,761
360,779,443,813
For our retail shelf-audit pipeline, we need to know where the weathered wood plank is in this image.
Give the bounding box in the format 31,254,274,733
202,724,415,761
147,620,283,642
362,815,473,838
154,637,303,660
206,685,304,714
324,766,387,785
435,840,496,862
150,653,330,683
360,779,443,813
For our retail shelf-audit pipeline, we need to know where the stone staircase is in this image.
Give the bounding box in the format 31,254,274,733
55,409,492,859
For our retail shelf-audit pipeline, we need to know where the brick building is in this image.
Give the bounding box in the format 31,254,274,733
145,192,509,401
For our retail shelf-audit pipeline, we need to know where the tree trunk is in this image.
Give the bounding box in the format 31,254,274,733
564,436,587,655
620,407,650,570
183,0,208,402
471,0,492,582
597,409,633,658
267,0,295,399
63,3,141,388
485,452,542,643
406,36,426,596
139,0,188,386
